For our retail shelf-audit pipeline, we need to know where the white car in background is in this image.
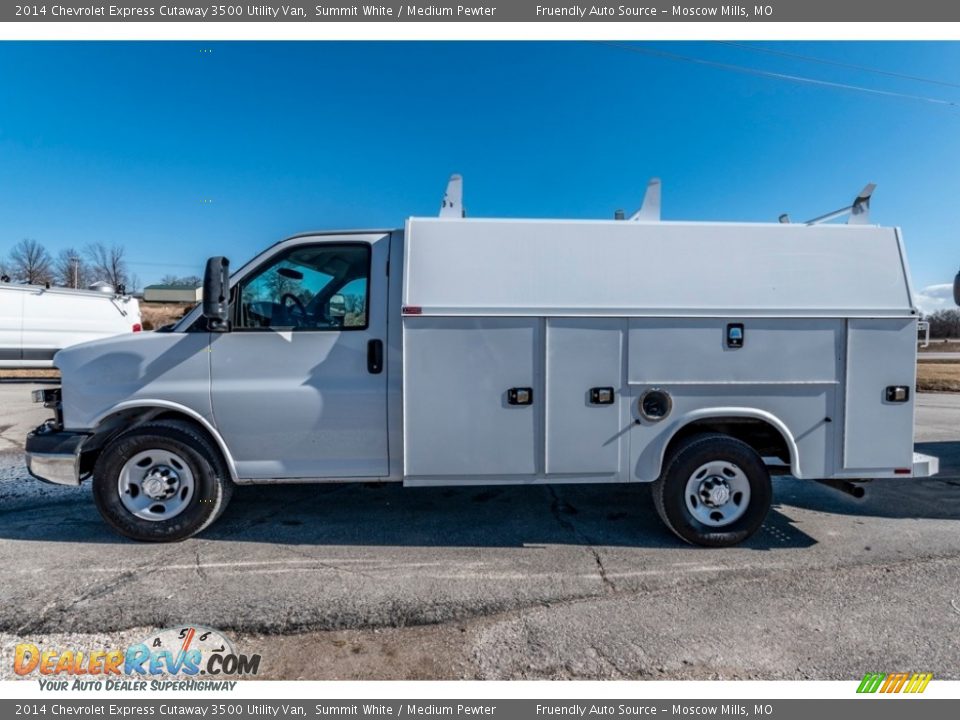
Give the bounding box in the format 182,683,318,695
0,281,141,368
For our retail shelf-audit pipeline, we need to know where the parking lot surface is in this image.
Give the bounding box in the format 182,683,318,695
1,385,959,679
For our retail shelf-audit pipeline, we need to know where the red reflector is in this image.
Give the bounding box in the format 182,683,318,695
132,323,142,333
402,306,423,315
894,468,911,475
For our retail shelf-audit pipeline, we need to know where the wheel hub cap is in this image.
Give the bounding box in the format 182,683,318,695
699,477,731,507
684,460,752,528
141,465,181,500
117,449,195,521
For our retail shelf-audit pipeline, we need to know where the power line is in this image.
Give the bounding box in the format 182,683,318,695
715,41,960,91
594,42,960,110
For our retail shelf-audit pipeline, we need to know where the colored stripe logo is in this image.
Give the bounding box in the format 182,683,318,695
857,672,932,694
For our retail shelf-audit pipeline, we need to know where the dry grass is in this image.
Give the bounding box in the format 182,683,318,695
139,302,195,330
916,361,960,393
918,339,960,353
0,368,60,380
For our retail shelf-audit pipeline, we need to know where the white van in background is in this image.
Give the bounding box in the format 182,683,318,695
0,281,141,368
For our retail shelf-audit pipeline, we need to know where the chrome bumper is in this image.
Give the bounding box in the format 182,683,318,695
25,427,88,487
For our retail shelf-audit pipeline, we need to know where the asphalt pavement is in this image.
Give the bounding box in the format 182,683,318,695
1,385,958,680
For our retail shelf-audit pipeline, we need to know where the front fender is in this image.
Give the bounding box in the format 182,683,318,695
57,331,213,432
89,399,240,483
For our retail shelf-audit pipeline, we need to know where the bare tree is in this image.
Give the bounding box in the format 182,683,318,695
9,238,53,285
85,242,129,290
927,308,960,339
160,274,203,287
54,247,90,289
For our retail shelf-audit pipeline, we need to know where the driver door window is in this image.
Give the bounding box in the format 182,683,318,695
236,244,370,330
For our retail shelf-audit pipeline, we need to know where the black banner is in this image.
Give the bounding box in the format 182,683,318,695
4,1,959,23
4,700,960,719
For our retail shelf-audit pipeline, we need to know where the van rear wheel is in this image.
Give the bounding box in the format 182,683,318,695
92,420,233,542
652,433,771,547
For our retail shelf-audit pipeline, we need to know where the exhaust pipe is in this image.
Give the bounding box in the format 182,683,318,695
814,478,866,499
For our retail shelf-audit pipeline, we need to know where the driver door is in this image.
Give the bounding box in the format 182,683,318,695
209,234,390,480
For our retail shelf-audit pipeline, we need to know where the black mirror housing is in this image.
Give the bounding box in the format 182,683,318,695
954,268,960,307
203,256,231,331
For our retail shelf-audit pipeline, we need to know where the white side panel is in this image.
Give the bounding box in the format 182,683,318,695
628,318,844,384
843,319,917,470
0,288,24,365
626,319,843,480
22,289,138,355
545,319,625,475
629,385,837,481
0,286,139,367
403,317,540,477
404,219,913,317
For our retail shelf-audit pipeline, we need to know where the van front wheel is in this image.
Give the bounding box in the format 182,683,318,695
92,421,233,542
652,433,771,547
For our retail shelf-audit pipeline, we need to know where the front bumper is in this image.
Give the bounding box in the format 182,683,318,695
25,425,89,487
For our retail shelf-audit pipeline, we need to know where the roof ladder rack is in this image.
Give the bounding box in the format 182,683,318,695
439,174,464,218
799,183,877,226
630,177,661,222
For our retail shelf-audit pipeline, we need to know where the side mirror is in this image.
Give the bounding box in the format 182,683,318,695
203,256,230,331
954,268,960,307
329,293,346,318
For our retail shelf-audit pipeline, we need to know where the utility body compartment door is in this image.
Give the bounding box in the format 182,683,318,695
843,318,917,471
545,318,625,476
403,317,540,478
402,317,627,480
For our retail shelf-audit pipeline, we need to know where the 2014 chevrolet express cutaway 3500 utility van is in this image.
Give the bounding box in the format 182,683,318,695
25,177,942,546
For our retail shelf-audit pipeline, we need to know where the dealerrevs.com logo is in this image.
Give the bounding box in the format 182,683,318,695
13,626,261,691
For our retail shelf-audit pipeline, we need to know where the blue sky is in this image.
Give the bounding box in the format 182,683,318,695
0,41,958,309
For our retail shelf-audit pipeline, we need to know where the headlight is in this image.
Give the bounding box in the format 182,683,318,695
32,388,62,408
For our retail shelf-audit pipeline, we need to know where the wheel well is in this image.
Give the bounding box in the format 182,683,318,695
663,417,792,470
81,408,232,481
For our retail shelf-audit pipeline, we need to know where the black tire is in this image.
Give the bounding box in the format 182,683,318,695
652,433,771,547
92,420,233,542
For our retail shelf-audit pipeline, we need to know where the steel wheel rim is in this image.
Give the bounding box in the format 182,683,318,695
684,460,751,527
118,449,195,521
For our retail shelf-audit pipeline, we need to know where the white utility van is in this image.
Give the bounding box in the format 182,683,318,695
0,281,141,368
25,178,940,546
